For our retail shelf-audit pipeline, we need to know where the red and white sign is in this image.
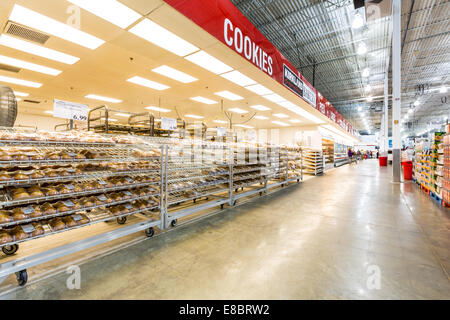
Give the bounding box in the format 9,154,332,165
164,0,354,135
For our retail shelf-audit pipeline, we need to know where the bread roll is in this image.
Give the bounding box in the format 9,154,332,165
31,223,45,237
43,187,59,196
46,152,60,160
49,218,66,231
54,201,70,212
0,232,13,244
62,216,78,228
30,170,45,179
78,214,90,225
43,169,59,177
28,187,45,198
79,197,94,207
13,171,28,180
15,154,29,161
56,185,71,194
11,188,30,200
0,171,11,181
60,152,72,160
10,226,28,241
109,206,123,216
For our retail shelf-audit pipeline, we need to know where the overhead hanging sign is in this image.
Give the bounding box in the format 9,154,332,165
161,117,177,130
53,99,88,121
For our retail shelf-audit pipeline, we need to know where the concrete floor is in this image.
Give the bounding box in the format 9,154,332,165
1,159,449,299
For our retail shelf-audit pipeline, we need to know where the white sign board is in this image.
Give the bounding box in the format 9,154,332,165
161,117,177,130
53,99,88,121
217,127,226,137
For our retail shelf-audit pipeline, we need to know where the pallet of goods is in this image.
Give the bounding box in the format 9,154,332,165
443,133,450,207
430,132,445,201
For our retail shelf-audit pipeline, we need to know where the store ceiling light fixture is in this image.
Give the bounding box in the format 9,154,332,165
151,65,197,83
234,124,254,129
85,94,122,103
190,96,217,105
214,91,243,101
185,114,204,119
277,101,324,124
357,42,367,55
66,0,141,29
362,68,370,78
272,121,289,127
250,105,271,111
244,84,273,96
440,86,447,93
9,5,105,50
127,76,170,90
0,75,42,88
185,51,233,75
220,70,256,86
145,106,171,113
114,113,130,117
228,107,248,114
289,119,302,123
13,91,29,97
273,113,289,119
414,100,420,107
101,118,118,122
213,119,228,124
130,19,198,56
263,93,286,103
44,110,53,115
352,13,364,29
0,34,79,65
0,54,61,76
254,115,269,120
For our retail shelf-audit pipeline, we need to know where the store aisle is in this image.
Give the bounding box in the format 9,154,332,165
1,160,449,299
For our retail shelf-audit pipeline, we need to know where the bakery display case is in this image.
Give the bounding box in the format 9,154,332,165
302,148,324,175
322,138,334,168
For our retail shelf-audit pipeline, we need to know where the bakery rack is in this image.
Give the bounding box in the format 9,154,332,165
302,148,324,175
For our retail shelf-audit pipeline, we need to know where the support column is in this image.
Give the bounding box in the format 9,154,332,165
392,0,402,182
384,63,389,154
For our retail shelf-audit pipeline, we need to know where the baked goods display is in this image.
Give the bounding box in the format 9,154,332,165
0,129,163,251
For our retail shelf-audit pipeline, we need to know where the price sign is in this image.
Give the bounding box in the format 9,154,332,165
53,99,89,121
217,127,226,137
161,117,177,130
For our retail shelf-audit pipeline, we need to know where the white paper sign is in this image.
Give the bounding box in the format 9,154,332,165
217,127,226,137
53,99,88,121
161,117,177,130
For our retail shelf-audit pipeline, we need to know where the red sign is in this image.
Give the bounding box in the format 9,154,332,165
164,0,354,135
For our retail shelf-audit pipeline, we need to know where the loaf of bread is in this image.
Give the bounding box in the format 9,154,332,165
0,210,13,224
40,202,56,215
31,222,45,237
30,170,45,179
79,197,94,207
10,226,28,241
60,152,72,160
43,187,59,196
28,187,45,198
0,171,11,181
78,214,90,225
0,232,13,244
54,201,70,212
62,216,78,228
49,218,66,231
43,169,59,177
11,188,30,200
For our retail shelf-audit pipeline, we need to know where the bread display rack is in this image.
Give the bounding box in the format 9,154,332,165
0,131,303,287
0,127,164,286
302,148,324,175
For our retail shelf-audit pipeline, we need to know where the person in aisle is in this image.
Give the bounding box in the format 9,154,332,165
348,148,353,164
370,151,373,159
357,150,361,161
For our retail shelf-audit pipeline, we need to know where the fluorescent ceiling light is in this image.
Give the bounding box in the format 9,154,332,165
245,84,273,95
273,113,289,118
185,114,204,119
413,100,420,106
213,119,228,124
362,68,370,77
145,106,171,113
277,101,324,124
101,118,118,122
115,113,130,117
190,96,217,105
220,70,256,86
127,76,170,90
214,90,243,101
44,110,53,114
357,42,367,55
440,86,447,93
272,121,289,127
0,35,79,65
289,119,302,123
129,19,198,56
9,5,104,50
228,108,248,114
352,13,364,29
254,115,269,120
151,65,197,83
14,91,29,97
66,0,141,29
250,105,271,111
85,94,122,103
263,93,286,103
16,98,22,102
185,50,233,74
0,54,61,76
234,124,254,129
0,75,42,88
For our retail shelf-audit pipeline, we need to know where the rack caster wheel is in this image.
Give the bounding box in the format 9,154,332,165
231,200,236,206
171,219,178,228
16,270,27,286
259,192,263,196
145,227,155,238
116,217,127,225
220,204,224,210
2,244,18,255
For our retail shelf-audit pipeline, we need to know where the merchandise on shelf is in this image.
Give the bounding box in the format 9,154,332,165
443,133,450,205
430,132,445,198
301,148,324,175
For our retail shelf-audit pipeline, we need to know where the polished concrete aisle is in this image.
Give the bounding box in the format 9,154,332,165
2,160,449,299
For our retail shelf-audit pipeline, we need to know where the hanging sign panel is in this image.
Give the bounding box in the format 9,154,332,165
53,99,88,121
161,117,177,130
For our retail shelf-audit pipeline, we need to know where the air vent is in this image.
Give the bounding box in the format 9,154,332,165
5,22,50,44
23,99,40,104
0,64,21,73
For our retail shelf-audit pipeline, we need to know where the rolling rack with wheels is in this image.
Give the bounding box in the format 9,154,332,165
0,128,165,286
